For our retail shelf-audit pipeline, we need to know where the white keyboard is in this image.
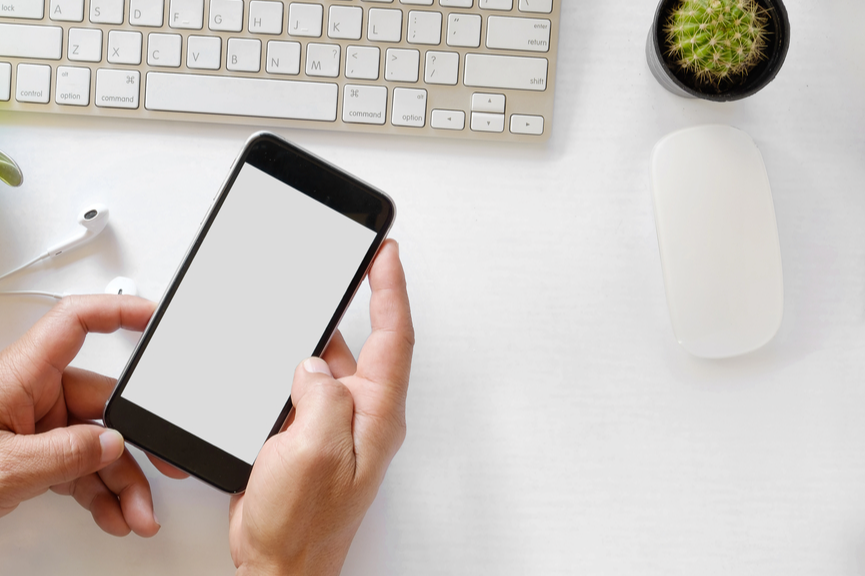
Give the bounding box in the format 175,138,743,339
0,0,560,141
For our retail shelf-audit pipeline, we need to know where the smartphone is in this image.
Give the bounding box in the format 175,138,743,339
104,132,395,493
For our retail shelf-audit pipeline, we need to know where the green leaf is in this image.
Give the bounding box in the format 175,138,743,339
0,151,23,187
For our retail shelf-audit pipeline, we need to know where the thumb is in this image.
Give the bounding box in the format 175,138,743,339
288,358,354,437
5,425,125,495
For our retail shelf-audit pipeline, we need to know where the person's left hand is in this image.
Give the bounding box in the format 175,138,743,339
0,295,179,536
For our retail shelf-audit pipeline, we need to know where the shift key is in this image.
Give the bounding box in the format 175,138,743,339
464,54,548,92
0,24,62,59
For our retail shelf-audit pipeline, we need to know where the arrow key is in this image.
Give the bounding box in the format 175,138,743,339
509,113,544,135
471,92,505,113
471,112,505,133
431,109,465,131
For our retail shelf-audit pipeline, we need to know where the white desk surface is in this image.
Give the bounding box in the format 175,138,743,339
2,1,865,574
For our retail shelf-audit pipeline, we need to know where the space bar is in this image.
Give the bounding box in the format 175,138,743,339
145,73,338,122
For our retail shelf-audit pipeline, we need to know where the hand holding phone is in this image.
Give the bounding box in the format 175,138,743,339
105,133,396,492
231,240,413,576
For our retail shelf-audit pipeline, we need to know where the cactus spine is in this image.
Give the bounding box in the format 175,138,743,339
665,0,769,86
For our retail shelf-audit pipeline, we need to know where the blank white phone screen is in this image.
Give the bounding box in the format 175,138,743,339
121,163,377,465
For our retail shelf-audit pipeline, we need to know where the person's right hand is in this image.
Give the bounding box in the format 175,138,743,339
229,239,414,576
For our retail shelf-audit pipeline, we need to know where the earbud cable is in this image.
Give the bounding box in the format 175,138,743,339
0,290,63,300
0,252,49,283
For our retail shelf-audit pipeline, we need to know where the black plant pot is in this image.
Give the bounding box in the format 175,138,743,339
646,0,790,101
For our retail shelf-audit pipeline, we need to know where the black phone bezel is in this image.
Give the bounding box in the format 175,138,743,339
104,132,395,493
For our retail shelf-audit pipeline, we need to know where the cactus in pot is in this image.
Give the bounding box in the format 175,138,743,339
664,0,769,87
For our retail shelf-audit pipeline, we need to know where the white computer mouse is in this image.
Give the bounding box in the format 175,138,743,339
650,125,784,359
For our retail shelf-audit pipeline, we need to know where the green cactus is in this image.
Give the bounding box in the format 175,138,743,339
664,0,769,86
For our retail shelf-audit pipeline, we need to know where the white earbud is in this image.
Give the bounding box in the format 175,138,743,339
0,204,110,283
46,203,110,257
0,277,139,300
104,276,138,296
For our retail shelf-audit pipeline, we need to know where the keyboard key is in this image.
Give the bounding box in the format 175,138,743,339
487,16,551,53
345,45,380,80
407,10,441,45
368,8,402,42
249,1,283,34
509,113,543,135
56,66,91,106
0,63,10,101
68,28,102,62
306,43,340,77
147,33,182,67
96,68,140,108
145,72,338,121
0,0,44,19
168,0,203,29
130,0,163,26
187,35,221,69
108,30,143,65
227,38,261,72
471,93,505,113
209,0,242,31
385,48,419,83
391,87,426,127
50,0,84,22
479,0,512,9
431,109,465,130
328,5,362,40
446,13,480,48
0,23,62,60
440,0,472,5
424,51,459,85
266,40,300,74
519,0,552,13
90,0,124,24
16,63,51,103
343,84,387,125
471,112,504,132
464,53,548,91
399,0,432,4
288,3,323,37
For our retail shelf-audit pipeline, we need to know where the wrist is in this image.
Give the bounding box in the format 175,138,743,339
235,560,286,576
234,544,347,576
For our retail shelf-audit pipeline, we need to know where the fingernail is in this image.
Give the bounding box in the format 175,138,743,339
303,357,332,376
99,430,125,465
153,513,161,528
